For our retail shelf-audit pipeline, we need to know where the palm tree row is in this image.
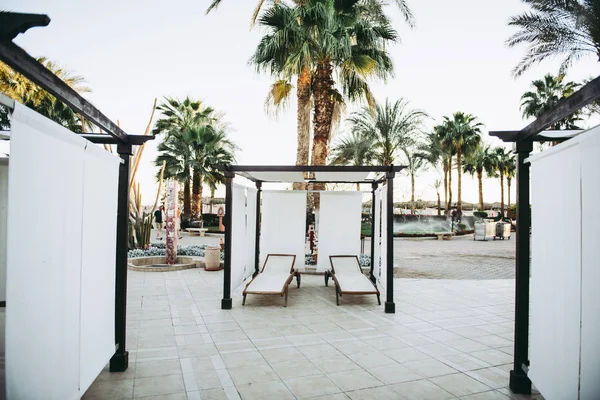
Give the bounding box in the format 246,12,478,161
153,97,237,218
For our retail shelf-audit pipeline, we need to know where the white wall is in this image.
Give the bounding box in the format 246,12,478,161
528,125,600,400
6,104,120,400
0,158,8,305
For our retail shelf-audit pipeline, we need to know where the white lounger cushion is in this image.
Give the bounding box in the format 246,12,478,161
330,256,378,294
244,255,295,294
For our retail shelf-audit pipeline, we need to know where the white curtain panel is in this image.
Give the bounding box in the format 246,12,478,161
260,191,306,269
317,191,362,272
579,131,600,399
7,104,86,400
78,144,120,394
529,143,581,400
0,159,8,304
379,186,387,297
245,187,257,281
373,188,381,286
231,184,248,290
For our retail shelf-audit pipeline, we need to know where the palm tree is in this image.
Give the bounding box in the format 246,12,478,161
490,147,513,218
0,58,92,131
520,73,582,129
418,129,453,214
347,98,427,166
329,130,376,166
507,0,600,77
441,112,483,211
184,124,237,217
401,146,426,214
505,156,517,208
154,132,194,215
153,97,216,216
463,144,495,211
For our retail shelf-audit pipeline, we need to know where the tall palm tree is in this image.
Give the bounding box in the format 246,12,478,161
505,156,517,208
347,98,427,166
418,129,453,214
520,73,582,129
0,58,92,131
442,112,483,211
490,146,513,218
154,132,194,215
328,129,375,190
463,144,495,211
401,146,426,214
184,124,237,217
507,0,600,77
153,97,217,216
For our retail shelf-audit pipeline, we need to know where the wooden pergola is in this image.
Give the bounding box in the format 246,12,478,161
490,75,600,395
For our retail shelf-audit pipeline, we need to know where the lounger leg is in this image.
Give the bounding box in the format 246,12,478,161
242,294,247,306
285,288,288,307
296,272,301,288
336,287,340,306
325,271,330,287
377,294,381,305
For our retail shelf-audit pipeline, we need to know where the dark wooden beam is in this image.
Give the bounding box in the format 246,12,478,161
0,40,129,143
0,12,50,40
490,130,584,143
218,165,406,173
517,75,600,142
81,134,153,146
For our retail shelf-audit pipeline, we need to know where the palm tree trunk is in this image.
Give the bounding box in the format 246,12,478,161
447,156,453,212
293,68,311,192
198,176,204,217
456,150,462,211
183,180,191,215
437,191,441,216
410,172,415,214
443,162,448,215
507,177,512,208
500,174,505,218
477,169,484,211
192,169,200,217
311,61,335,209
312,61,334,168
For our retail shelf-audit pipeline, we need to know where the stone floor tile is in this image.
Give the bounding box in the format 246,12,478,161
260,346,306,364
199,388,228,400
386,347,431,363
469,349,513,366
135,359,182,378
177,343,218,358
403,358,459,378
445,338,491,353
465,367,510,389
193,369,223,390
311,355,362,374
82,378,134,399
133,374,185,398
270,359,321,380
221,350,266,368
367,363,423,385
227,364,279,386
437,353,491,372
346,351,397,370
305,393,350,400
136,393,187,400
390,379,454,400
459,390,510,399
429,373,492,397
284,374,342,398
236,380,295,400
347,385,402,400
297,343,343,359
327,369,383,392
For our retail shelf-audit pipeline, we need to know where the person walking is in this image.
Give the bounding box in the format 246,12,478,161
154,206,164,240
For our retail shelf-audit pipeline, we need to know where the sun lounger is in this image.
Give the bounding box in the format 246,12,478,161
242,254,296,307
329,255,381,306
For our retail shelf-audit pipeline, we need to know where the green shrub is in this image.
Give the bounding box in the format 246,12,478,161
473,211,488,219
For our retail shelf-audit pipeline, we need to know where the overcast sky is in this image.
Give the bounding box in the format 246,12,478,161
5,0,600,206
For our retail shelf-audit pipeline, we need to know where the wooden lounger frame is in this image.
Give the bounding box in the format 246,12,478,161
242,254,296,307
329,255,381,306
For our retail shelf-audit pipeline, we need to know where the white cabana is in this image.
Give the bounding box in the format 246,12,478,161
527,125,600,400
217,165,403,313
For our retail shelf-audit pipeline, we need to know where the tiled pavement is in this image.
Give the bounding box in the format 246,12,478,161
82,268,543,400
